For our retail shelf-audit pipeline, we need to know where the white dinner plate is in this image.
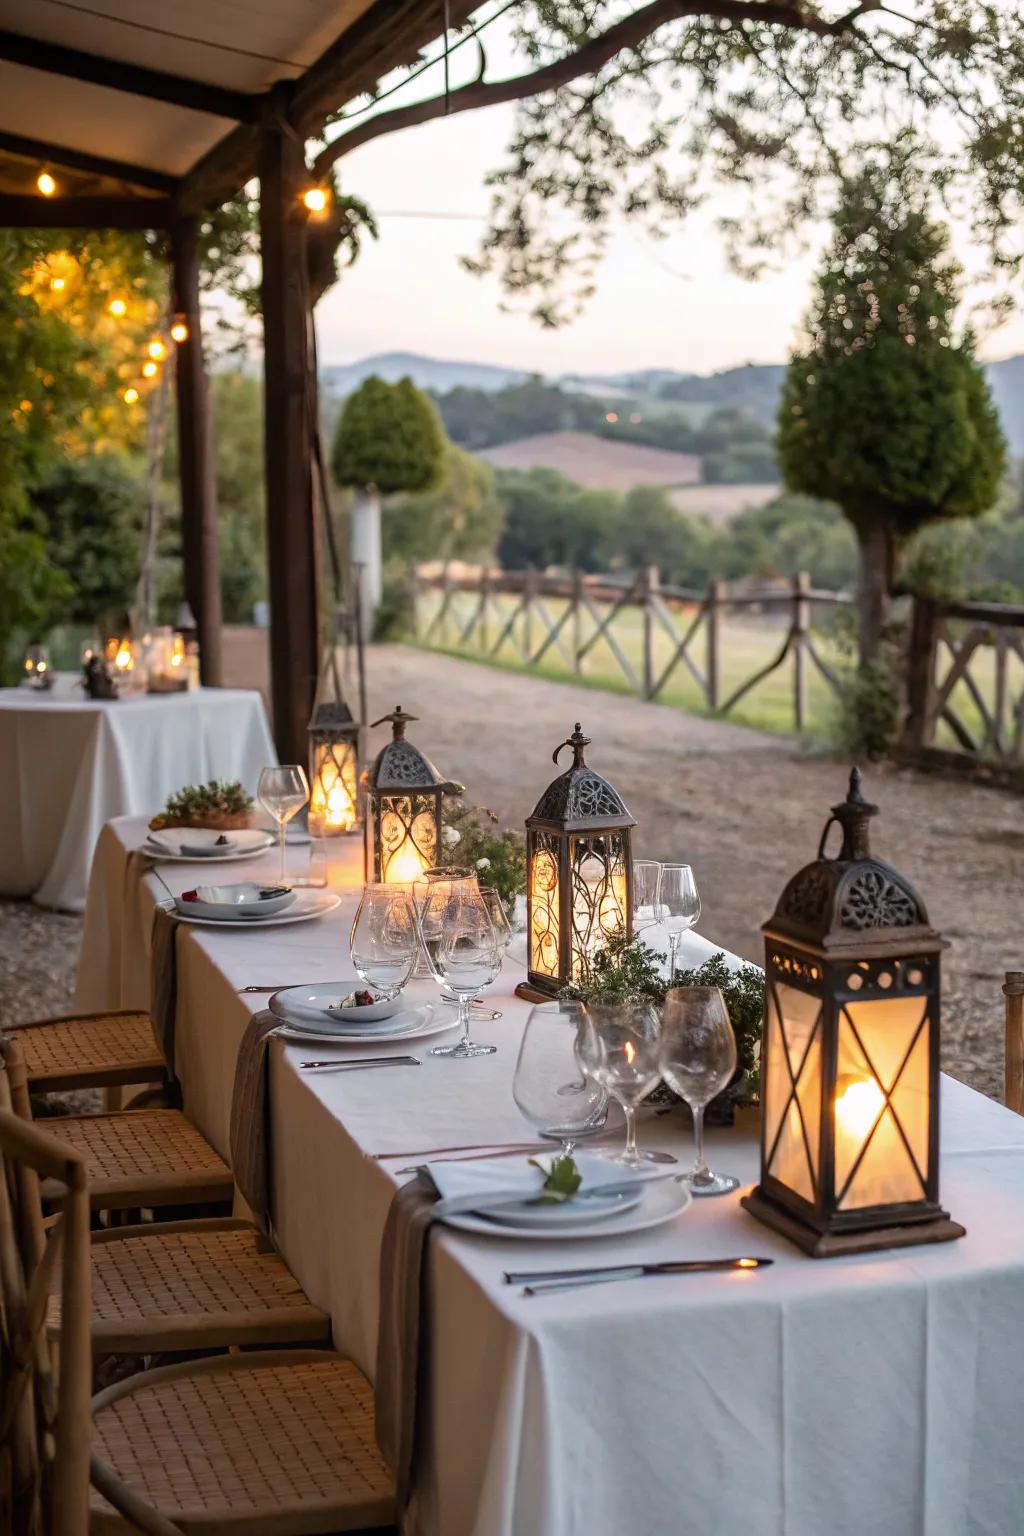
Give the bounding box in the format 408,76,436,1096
174,883,296,921
272,1005,459,1046
442,1176,692,1241
269,982,401,1026
477,1189,643,1230
174,891,342,928
142,828,274,863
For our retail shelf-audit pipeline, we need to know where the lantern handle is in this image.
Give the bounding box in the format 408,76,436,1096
553,722,591,768
816,814,843,862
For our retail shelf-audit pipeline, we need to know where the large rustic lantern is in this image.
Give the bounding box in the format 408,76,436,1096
364,707,461,883
309,702,360,836
523,723,635,997
741,768,964,1257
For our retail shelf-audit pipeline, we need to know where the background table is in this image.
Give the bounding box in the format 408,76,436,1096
76,817,1024,1536
0,683,275,912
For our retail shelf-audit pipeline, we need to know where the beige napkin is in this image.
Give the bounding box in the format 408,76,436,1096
375,1173,439,1510
228,1010,282,1235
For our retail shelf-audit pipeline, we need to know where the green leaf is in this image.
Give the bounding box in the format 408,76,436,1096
528,1153,583,1203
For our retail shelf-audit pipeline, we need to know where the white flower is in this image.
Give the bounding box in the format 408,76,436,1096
441,825,461,847
476,857,491,870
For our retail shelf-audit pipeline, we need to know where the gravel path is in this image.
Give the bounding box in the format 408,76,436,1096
2,637,1020,1104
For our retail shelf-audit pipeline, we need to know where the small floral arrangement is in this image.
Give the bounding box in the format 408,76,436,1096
561,933,764,1107
150,779,254,830
441,802,527,914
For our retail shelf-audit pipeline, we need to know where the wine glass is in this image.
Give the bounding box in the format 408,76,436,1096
659,863,700,982
257,765,309,884
513,1003,607,1153
419,884,501,1059
658,986,739,1197
480,887,513,949
350,885,418,1001
632,860,663,932
576,1001,661,1168
414,867,476,990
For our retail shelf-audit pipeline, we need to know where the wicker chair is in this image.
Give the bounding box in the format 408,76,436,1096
6,1009,167,1099
0,1036,233,1217
0,1045,396,1534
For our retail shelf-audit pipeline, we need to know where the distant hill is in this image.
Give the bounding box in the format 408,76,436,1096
320,352,528,396
479,432,701,491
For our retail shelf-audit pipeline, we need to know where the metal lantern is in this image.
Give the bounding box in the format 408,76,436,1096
309,702,360,836
363,706,461,883
523,723,635,997
23,645,53,690
741,768,964,1258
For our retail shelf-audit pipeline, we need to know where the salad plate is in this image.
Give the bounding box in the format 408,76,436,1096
269,982,401,1025
443,1177,691,1241
173,882,295,921
271,1005,458,1046
175,891,341,928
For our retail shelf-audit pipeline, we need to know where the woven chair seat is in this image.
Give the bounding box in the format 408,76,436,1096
48,1217,330,1354
89,1350,395,1534
39,1109,233,1211
9,1011,165,1093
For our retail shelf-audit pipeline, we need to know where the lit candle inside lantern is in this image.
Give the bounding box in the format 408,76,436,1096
310,750,358,833
835,1074,885,1142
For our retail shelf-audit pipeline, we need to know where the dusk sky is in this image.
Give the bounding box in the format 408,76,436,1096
313,17,1024,377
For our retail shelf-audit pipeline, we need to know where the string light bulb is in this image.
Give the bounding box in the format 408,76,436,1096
122,386,139,405
50,276,65,292
108,296,127,318
302,185,329,215
142,360,158,378
36,170,57,197
170,315,189,343
147,338,168,362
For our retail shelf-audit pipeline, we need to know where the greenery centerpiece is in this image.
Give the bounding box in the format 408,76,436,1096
441,802,527,916
560,933,764,1114
150,780,254,831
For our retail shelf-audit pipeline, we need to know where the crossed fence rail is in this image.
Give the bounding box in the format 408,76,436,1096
904,597,1024,777
411,565,853,734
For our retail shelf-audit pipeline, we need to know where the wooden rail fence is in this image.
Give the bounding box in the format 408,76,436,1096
412,565,853,733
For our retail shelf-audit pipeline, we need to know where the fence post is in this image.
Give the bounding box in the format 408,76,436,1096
1005,972,1024,1115
409,563,420,640
440,561,451,646
903,596,940,750
706,579,724,711
523,569,536,664
793,570,810,733
479,567,490,654
641,565,658,699
572,569,583,675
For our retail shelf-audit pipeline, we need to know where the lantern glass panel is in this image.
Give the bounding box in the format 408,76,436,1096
377,792,438,883
568,832,628,981
310,740,358,835
764,981,822,1204
835,996,930,1210
528,830,561,980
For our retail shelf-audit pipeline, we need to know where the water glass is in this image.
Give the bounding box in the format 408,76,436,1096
632,859,662,932
658,986,739,1196
480,887,513,949
350,885,418,1000
258,764,309,884
513,1003,607,1152
576,1000,661,1168
659,863,701,982
419,884,501,1059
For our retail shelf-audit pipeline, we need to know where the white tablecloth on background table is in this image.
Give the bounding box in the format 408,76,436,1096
0,684,275,912
75,817,1024,1536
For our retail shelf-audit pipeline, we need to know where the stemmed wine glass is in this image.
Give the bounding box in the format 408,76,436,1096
480,887,513,949
419,884,501,1059
659,863,701,983
350,885,418,1001
513,1003,607,1153
658,986,739,1197
632,860,663,932
257,765,309,885
576,1001,662,1168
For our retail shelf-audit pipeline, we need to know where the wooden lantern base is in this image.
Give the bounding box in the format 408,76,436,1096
514,981,558,1004
740,1188,966,1259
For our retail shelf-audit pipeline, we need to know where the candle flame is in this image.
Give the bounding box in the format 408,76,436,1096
737,1258,759,1269
834,1076,885,1139
624,1040,636,1066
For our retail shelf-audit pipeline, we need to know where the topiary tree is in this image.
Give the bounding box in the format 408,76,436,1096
331,375,445,629
777,150,1006,666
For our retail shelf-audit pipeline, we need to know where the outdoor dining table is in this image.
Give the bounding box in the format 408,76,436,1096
0,680,275,911
75,815,1024,1536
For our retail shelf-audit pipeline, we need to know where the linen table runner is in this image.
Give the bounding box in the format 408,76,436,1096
148,901,181,1082
229,1009,282,1235
375,1174,439,1509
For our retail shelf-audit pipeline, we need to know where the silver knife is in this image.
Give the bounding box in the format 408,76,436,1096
507,1257,774,1295
300,1055,420,1072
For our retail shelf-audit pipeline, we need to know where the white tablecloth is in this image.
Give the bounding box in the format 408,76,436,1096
76,818,1024,1536
0,683,275,911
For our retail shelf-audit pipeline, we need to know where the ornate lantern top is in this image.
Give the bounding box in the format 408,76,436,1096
765,767,937,954
527,723,636,832
366,706,461,793
309,700,356,740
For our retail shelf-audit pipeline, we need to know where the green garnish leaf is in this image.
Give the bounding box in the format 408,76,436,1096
528,1153,583,1204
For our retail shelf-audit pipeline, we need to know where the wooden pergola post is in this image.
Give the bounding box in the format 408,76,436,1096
259,109,320,764
170,217,223,685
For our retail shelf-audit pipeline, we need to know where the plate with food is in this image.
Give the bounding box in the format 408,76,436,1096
174,883,295,921
447,1176,691,1241
270,1003,458,1046
144,827,274,861
174,890,341,928
269,982,401,1025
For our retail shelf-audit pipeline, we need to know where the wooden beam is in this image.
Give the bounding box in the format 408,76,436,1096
171,219,223,688
0,129,176,193
0,29,258,121
0,193,173,228
259,116,320,763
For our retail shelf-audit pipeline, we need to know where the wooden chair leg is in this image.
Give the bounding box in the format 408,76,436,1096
1004,971,1024,1116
